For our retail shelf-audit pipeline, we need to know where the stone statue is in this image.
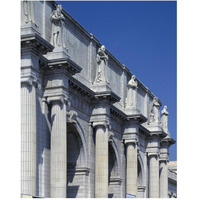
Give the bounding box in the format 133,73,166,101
94,45,109,83
161,105,169,134
67,110,78,123
50,4,65,47
126,75,138,107
21,0,35,24
150,97,161,123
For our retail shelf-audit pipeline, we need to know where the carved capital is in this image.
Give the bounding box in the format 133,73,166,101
46,95,68,105
21,76,41,89
148,152,160,158
92,120,110,130
124,138,137,145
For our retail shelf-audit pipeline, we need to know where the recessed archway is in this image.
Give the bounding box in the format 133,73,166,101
137,154,146,198
67,122,88,198
108,140,121,198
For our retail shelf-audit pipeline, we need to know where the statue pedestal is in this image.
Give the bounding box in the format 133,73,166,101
125,106,140,115
21,21,40,36
45,47,70,60
92,81,111,93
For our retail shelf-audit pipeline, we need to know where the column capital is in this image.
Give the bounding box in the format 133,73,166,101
92,120,110,130
21,76,41,89
148,152,160,157
124,138,137,145
47,95,68,105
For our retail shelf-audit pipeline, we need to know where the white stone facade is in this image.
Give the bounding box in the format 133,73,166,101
21,1,177,198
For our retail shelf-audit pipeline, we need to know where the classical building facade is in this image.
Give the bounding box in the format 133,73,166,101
21,1,177,198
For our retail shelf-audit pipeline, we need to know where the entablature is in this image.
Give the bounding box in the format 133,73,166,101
21,32,54,55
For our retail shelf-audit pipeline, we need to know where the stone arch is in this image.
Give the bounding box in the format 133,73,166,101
108,139,121,198
137,153,146,198
67,121,89,198
72,121,88,165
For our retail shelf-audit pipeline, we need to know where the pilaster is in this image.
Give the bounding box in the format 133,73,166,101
47,95,68,198
123,121,140,198
93,121,110,198
21,76,40,197
159,137,175,198
148,152,160,198
124,139,138,197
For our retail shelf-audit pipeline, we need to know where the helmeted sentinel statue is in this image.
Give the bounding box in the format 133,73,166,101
50,4,65,47
94,45,109,83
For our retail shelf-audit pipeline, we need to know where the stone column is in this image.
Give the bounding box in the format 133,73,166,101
125,139,138,197
149,153,159,198
47,95,68,198
159,160,168,198
21,77,38,196
93,122,109,198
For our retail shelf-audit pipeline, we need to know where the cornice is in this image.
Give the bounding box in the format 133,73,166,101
161,137,176,146
139,124,151,138
126,113,147,123
69,77,95,100
21,32,54,54
94,90,121,104
110,104,127,121
45,57,82,76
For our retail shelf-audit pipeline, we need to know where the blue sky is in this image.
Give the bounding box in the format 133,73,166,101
57,1,177,161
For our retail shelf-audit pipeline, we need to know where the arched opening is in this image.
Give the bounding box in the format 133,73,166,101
108,141,121,198
67,123,88,198
137,156,146,198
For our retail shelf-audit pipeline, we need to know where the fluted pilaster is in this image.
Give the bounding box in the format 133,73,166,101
47,95,68,198
125,139,137,197
159,160,168,198
149,153,159,198
21,77,37,196
93,121,109,198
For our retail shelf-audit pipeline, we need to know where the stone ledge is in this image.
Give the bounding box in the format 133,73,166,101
67,167,90,176
21,32,54,54
109,177,122,185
